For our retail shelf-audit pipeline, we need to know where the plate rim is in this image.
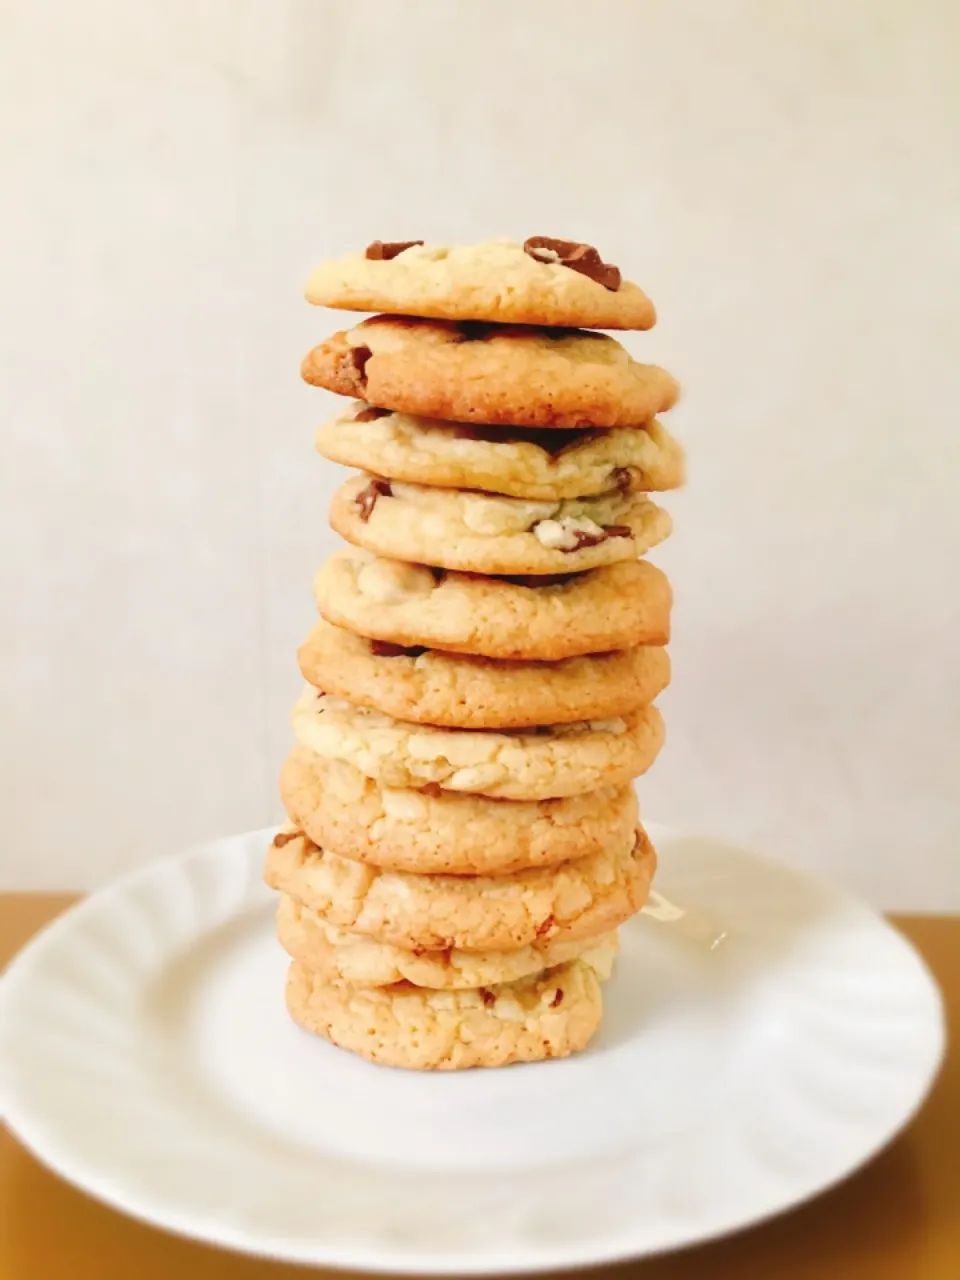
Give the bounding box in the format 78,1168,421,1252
0,824,947,1275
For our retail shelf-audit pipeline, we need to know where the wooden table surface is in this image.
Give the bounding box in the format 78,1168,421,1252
1,896,957,1280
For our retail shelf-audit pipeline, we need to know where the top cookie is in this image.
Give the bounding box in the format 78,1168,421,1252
304,237,655,330
301,317,679,429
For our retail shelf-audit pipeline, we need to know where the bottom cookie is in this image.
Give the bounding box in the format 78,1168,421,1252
285,957,603,1070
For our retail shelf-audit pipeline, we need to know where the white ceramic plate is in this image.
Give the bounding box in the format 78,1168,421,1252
0,826,944,1274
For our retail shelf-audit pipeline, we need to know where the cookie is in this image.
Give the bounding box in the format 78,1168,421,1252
277,895,619,989
265,826,656,952
280,747,640,876
298,619,670,729
314,549,672,661
291,686,665,800
317,403,685,499
285,957,603,1070
330,475,671,575
304,237,655,331
301,317,679,429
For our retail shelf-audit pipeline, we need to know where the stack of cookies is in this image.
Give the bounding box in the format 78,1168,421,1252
264,237,683,1070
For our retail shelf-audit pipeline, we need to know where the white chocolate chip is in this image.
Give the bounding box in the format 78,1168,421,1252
448,763,509,792
531,519,569,549
492,994,526,1022
356,559,436,603
587,718,628,734
533,515,606,550
380,788,430,820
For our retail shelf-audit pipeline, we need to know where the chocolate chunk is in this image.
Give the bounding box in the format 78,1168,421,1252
565,244,621,290
549,988,564,1008
354,477,392,521
589,262,621,291
272,830,298,848
418,782,445,797
353,406,391,423
365,240,424,261
369,640,428,658
335,345,372,394
480,989,496,1007
564,523,634,551
612,466,635,493
523,236,622,291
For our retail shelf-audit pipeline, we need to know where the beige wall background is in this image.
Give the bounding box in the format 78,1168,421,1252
1,0,958,907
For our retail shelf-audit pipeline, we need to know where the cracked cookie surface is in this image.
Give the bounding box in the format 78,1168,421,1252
285,956,604,1070
301,316,679,429
330,475,671,574
304,237,655,330
290,686,664,800
280,747,640,875
277,895,619,989
317,403,685,499
264,826,656,952
298,619,669,728
314,549,672,660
